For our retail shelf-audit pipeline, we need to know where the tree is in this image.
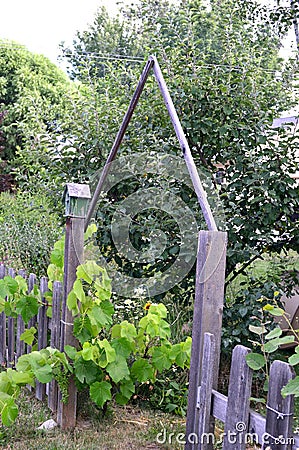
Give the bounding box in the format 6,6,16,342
0,40,72,189
60,0,298,287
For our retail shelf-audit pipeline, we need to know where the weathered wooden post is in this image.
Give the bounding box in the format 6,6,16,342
57,183,91,429
0,265,6,366
185,230,227,450
263,360,294,450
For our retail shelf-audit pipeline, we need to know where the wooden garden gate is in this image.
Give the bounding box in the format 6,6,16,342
191,332,299,450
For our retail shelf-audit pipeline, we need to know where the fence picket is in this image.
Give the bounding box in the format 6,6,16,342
0,265,6,366
27,273,37,355
16,269,26,360
223,345,253,450
7,268,15,368
48,281,62,412
196,333,215,450
263,360,295,450
36,277,48,401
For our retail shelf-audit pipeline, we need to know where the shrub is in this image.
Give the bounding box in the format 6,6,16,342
0,191,62,276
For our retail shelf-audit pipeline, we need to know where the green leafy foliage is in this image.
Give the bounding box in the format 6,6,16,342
0,191,62,277
66,258,191,410
0,228,191,425
245,293,299,398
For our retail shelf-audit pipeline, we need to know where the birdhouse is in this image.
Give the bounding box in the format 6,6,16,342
63,183,91,218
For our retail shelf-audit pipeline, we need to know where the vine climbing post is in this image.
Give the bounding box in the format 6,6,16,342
58,183,91,429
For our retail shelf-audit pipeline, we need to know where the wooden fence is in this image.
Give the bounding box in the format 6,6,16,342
192,332,299,450
0,264,62,413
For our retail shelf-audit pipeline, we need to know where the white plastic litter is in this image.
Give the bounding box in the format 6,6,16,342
37,419,58,430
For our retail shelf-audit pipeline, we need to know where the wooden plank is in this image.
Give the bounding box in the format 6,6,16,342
27,273,37,354
196,333,215,450
36,277,48,401
223,345,253,450
0,265,6,366
16,269,26,360
210,391,299,449
185,231,227,450
7,268,15,368
48,281,62,412
58,217,85,429
263,360,295,450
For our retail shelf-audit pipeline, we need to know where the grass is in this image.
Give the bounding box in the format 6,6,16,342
0,390,186,450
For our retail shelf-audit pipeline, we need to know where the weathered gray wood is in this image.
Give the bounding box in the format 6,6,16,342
58,217,85,429
223,345,253,450
209,387,299,449
48,281,62,412
36,277,48,401
196,333,215,450
0,265,6,366
186,231,227,450
27,273,37,354
263,360,295,450
16,269,26,360
0,265,5,278
7,268,15,368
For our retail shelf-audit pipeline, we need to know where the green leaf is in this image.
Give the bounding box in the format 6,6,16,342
77,261,98,285
148,303,168,318
0,279,9,298
119,321,137,341
263,305,284,317
16,354,32,373
73,279,86,304
111,324,121,339
84,223,97,240
4,277,18,295
74,357,100,385
245,353,266,370
119,379,135,399
50,240,64,268
106,356,130,383
288,353,299,366
151,346,172,372
115,393,130,405
90,381,112,408
20,327,36,345
97,339,116,368
249,325,266,336
0,393,18,426
131,359,154,382
282,376,299,397
34,365,53,383
15,296,38,324
278,335,295,345
67,291,79,315
263,341,279,353
111,337,134,359
11,371,34,386
64,345,77,360
88,301,114,329
265,327,282,340
81,342,96,361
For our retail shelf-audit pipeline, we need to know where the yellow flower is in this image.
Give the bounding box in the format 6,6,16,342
274,291,280,297
144,301,152,311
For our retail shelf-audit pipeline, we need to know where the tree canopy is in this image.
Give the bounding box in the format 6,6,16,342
59,0,299,284
1,1,298,312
